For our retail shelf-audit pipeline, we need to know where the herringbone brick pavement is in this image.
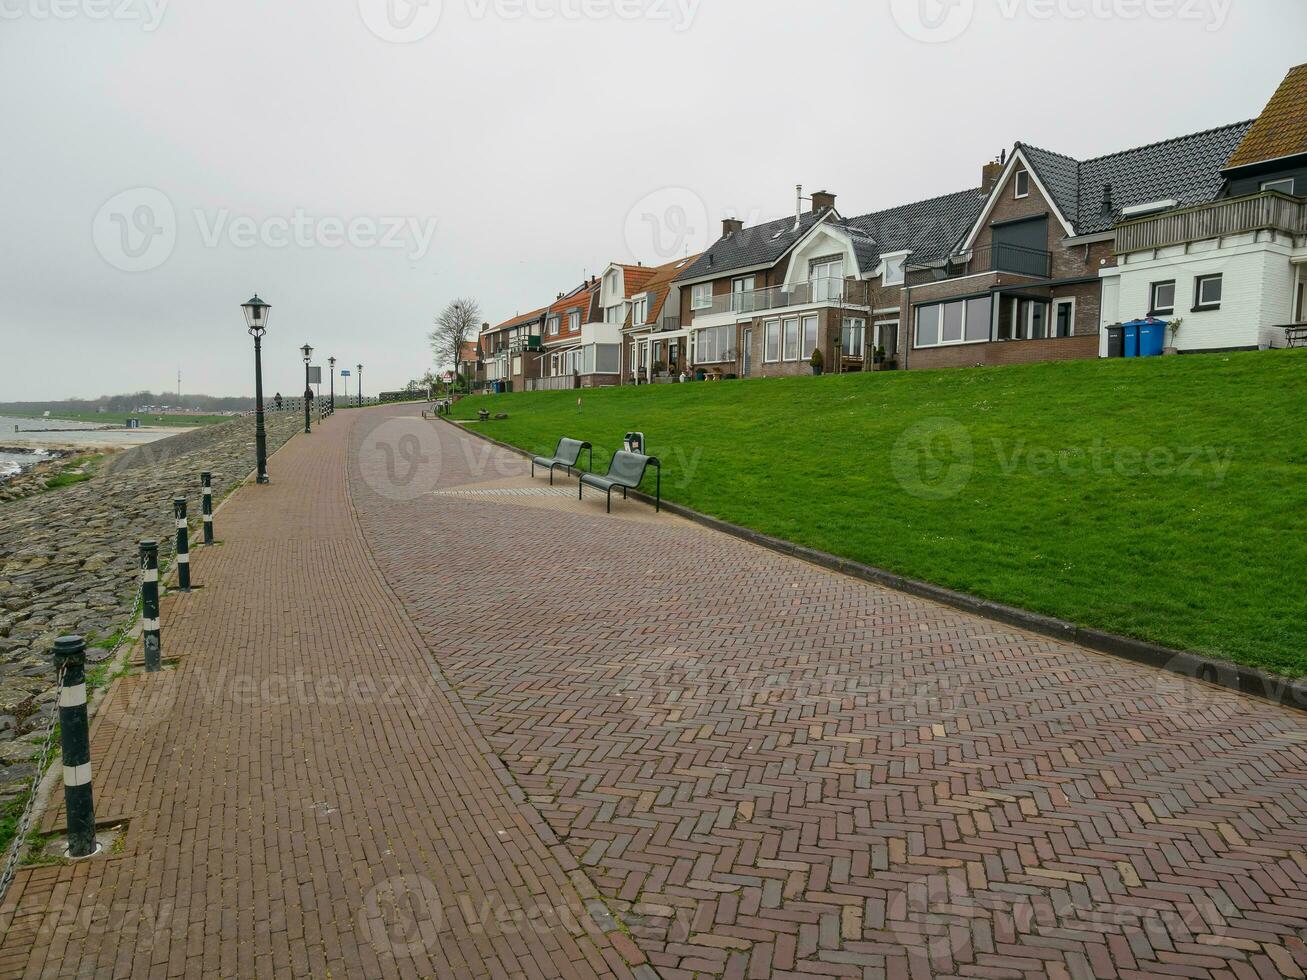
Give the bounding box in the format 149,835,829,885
0,408,634,979
352,408,1307,980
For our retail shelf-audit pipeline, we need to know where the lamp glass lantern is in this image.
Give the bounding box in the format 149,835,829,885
242,294,270,335
301,343,314,363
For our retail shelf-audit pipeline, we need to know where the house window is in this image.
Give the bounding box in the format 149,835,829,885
810,257,844,302
631,296,648,324
691,283,713,311
547,315,560,336
731,276,756,313
1014,169,1030,198
605,303,624,324
915,297,993,347
568,311,580,332
1028,301,1047,339
882,254,906,286
1261,178,1296,195
694,324,733,363
782,318,800,361
764,319,781,362
841,318,865,358
1054,298,1075,337
875,320,898,357
1149,280,1176,316
801,315,818,358
1194,274,1223,311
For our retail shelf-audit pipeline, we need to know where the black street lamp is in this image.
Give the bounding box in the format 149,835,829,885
242,294,271,484
328,356,336,414
357,363,363,407
301,343,314,434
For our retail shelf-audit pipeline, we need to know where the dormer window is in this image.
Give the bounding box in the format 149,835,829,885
882,254,907,286
1261,177,1296,195
1014,170,1030,199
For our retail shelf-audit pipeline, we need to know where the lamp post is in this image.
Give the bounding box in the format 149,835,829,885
328,356,336,414
357,363,363,407
301,343,314,434
242,294,271,484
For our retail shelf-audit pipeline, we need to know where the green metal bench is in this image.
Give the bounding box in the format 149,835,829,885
579,451,661,513
531,437,593,485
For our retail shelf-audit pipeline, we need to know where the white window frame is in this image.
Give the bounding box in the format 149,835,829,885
568,311,580,332
1261,177,1296,195
1194,273,1223,311
782,317,800,361
547,314,561,336
873,319,898,355
841,317,865,358
801,315,819,358
763,319,781,363
914,298,995,349
693,324,733,364
882,254,906,286
631,295,648,325
1150,280,1176,316
691,283,714,311
1014,170,1030,199
1053,297,1076,338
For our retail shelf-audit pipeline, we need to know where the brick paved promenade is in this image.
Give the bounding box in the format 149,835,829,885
2,404,1306,978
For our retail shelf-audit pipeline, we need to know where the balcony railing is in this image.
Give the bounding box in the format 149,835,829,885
1115,190,1307,254
908,243,1051,284
703,277,872,318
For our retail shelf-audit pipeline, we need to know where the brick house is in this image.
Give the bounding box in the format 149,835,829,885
1101,64,1307,352
480,307,546,392
619,255,700,383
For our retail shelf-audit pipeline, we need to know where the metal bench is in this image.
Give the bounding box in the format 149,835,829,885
531,437,593,485
579,450,660,513
1284,324,1307,348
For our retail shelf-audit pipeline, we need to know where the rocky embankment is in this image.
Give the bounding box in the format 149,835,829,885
0,413,300,806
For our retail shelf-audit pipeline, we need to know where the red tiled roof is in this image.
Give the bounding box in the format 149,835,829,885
487,307,546,332
616,264,657,298
624,254,702,329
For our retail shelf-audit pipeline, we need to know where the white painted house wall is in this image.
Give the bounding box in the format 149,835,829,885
1099,232,1304,355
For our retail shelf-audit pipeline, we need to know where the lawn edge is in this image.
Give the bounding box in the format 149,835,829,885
442,415,1307,715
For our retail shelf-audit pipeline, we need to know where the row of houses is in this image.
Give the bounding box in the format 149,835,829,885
464,64,1307,391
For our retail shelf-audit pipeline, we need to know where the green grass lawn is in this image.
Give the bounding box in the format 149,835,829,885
452,349,1307,678
4,410,230,427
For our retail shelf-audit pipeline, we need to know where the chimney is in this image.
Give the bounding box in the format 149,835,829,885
1100,183,1114,217
722,217,744,237
981,158,1003,194
811,190,836,213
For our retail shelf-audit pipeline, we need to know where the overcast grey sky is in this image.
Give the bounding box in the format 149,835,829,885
2,0,1303,400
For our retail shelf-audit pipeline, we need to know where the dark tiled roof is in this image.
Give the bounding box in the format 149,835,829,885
1225,64,1307,170
673,210,829,282
845,187,986,265
1016,122,1254,234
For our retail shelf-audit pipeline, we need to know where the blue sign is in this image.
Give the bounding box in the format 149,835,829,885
340,369,352,377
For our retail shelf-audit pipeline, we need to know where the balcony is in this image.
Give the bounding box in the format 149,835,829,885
509,334,544,354
703,277,873,318
1115,190,1307,254
908,243,1051,284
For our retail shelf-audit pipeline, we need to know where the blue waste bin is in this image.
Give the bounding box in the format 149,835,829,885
1123,323,1140,358
1139,321,1166,357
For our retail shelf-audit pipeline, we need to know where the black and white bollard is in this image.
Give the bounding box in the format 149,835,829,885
53,636,97,859
139,539,162,672
173,496,191,592
200,472,214,545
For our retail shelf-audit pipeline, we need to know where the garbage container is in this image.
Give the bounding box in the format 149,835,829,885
1106,326,1124,358
1123,323,1140,358
1139,321,1166,357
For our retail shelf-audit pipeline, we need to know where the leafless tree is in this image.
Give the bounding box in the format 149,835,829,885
428,298,482,371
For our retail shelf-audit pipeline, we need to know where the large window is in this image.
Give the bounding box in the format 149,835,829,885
841,317,865,358
605,303,624,324
782,318,800,361
694,324,733,363
1150,280,1176,316
1194,273,1223,311
915,297,993,348
764,319,781,362
810,257,844,302
1054,298,1074,337
801,315,818,358
691,283,713,311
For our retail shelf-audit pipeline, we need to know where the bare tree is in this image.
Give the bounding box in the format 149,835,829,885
428,298,482,372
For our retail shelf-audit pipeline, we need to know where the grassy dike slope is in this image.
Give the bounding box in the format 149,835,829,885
453,349,1307,678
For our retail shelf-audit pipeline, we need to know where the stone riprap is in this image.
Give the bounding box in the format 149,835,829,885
0,412,300,807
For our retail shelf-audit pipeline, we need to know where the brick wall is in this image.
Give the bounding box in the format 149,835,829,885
910,333,1099,370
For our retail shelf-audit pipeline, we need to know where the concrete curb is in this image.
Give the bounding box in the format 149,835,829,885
439,416,1307,714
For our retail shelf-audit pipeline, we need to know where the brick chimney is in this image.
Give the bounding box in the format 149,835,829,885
811,190,836,213
981,158,1004,194
722,217,744,237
